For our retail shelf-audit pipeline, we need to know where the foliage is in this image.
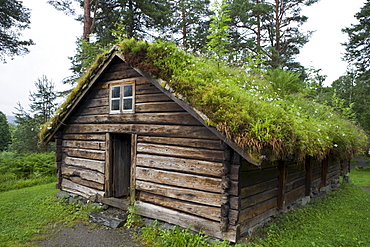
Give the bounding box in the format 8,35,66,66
0,0,34,63
124,204,142,229
139,221,232,247
265,69,303,96
207,0,231,62
227,0,318,70
12,76,58,152
0,183,95,246
342,0,370,77
0,151,56,192
0,111,11,151
243,183,370,247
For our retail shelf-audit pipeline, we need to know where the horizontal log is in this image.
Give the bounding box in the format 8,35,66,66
287,169,305,182
61,179,104,201
238,197,277,223
239,207,277,235
67,112,202,126
64,148,105,161
80,98,109,108
136,93,171,103
229,181,239,196
240,188,278,210
100,68,141,82
62,140,105,150
62,134,106,141
84,88,108,100
63,123,219,140
138,136,222,150
136,167,222,193
139,192,221,222
240,178,278,199
240,167,278,187
136,102,185,113
135,181,221,207
136,83,162,95
135,201,237,242
137,143,224,162
136,154,223,177
64,156,105,173
62,165,104,184
286,177,305,193
67,176,104,191
285,186,305,205
101,197,130,211
75,106,109,116
105,60,130,73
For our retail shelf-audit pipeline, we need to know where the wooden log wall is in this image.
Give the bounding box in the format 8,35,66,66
327,160,340,184
285,162,306,207
58,57,238,241
236,159,279,236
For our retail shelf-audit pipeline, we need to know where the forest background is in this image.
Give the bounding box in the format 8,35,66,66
1,0,370,180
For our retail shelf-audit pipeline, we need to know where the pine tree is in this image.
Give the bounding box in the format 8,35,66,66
0,0,34,62
0,111,11,151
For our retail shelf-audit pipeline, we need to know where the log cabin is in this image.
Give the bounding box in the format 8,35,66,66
41,41,359,242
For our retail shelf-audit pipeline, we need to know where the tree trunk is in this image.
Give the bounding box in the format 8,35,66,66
83,0,91,41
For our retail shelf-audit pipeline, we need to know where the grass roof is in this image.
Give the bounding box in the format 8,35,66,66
41,39,368,163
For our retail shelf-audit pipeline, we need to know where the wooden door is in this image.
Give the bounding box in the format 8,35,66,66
112,134,131,198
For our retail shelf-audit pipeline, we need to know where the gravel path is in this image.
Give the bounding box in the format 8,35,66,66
35,223,141,247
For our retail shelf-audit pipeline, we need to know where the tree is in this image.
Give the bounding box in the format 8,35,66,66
227,0,318,70
0,0,34,63
166,0,212,52
10,76,57,153
207,0,231,62
342,0,370,78
0,111,11,151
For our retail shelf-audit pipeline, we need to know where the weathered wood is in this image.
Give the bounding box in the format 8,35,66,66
62,179,105,201
137,143,224,162
135,201,237,242
135,180,221,207
105,133,113,197
67,112,203,126
285,186,305,206
105,59,130,73
238,197,277,223
64,148,105,161
64,156,105,173
136,82,163,95
62,165,105,184
130,134,137,202
101,197,130,211
139,192,221,222
75,105,109,116
136,153,224,177
99,68,141,82
62,140,105,150
285,177,305,193
62,133,106,141
286,169,305,182
239,207,277,235
63,123,219,140
277,161,286,210
56,138,63,189
240,178,278,199
240,188,278,210
136,102,185,113
321,158,329,187
138,136,222,150
67,176,104,190
240,167,278,187
136,93,171,103
305,156,312,196
228,181,239,196
80,98,109,108
136,167,222,193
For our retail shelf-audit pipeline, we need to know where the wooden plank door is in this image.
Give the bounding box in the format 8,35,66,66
112,134,131,198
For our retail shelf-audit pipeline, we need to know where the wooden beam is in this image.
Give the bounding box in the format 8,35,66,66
305,156,312,196
277,160,286,210
105,133,112,197
321,158,329,187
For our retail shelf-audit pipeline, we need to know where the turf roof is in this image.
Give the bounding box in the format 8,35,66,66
40,39,368,163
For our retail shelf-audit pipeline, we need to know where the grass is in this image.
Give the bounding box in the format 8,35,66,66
350,157,370,187
0,183,95,247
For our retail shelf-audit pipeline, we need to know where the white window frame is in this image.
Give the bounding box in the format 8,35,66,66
109,81,135,114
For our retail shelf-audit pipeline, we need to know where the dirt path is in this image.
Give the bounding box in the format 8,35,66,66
35,223,141,247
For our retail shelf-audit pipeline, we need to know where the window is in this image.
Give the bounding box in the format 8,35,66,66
110,83,135,114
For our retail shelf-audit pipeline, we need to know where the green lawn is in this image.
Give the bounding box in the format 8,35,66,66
0,183,93,247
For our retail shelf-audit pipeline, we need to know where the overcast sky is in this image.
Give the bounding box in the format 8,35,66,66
0,0,365,116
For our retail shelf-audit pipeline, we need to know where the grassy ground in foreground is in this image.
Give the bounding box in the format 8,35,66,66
0,183,93,247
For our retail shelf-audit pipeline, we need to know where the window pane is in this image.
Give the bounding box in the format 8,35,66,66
111,99,120,111
112,86,120,98
123,85,133,97
123,98,133,110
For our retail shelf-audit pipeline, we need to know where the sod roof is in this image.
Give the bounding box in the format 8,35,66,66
40,39,368,163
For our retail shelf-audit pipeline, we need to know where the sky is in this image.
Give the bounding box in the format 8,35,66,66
0,0,366,117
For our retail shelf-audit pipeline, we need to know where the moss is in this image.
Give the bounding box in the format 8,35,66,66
41,39,368,162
